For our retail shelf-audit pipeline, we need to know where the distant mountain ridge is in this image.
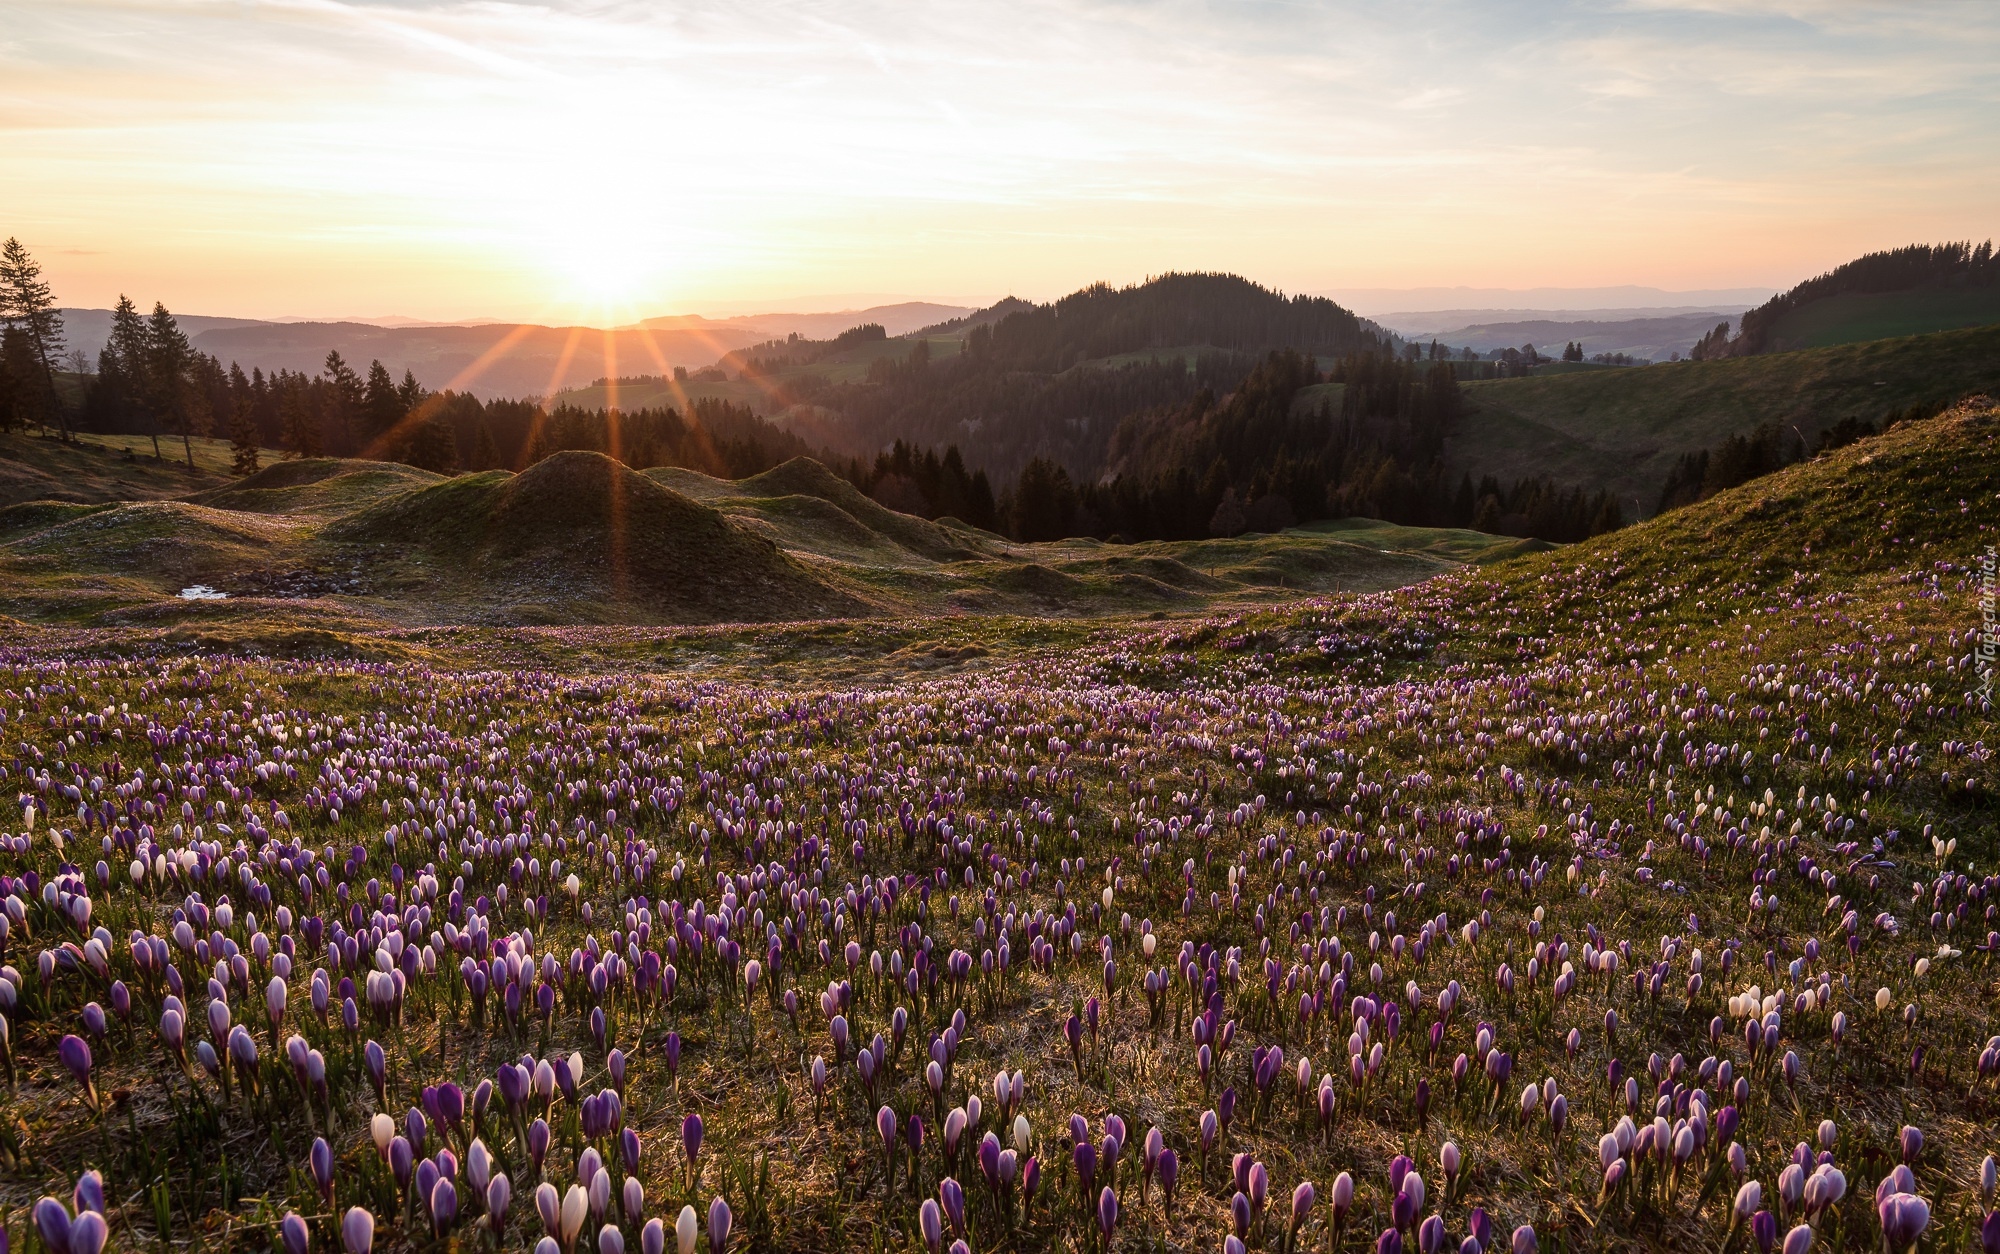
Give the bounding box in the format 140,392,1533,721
1406,312,1745,362
54,302,970,398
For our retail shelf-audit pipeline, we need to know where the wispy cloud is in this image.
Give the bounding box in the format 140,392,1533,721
1,0,1993,319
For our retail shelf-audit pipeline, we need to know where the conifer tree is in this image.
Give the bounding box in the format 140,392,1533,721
279,375,321,459
227,362,260,475
0,237,69,440
145,303,204,468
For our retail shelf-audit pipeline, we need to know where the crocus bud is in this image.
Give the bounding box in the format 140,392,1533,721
341,1207,375,1254
706,1197,732,1254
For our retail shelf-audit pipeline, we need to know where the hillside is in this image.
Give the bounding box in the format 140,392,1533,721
1450,321,2000,514
1702,240,1999,357
0,431,248,507
0,447,1524,634
1408,311,1738,361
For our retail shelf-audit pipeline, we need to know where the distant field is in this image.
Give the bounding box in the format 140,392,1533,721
1767,284,2000,351
1452,321,2000,515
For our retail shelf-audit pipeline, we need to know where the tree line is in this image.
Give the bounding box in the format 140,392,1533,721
964,348,1620,544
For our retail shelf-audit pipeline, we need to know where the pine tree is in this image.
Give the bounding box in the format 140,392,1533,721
1207,485,1247,537
279,376,321,459
322,351,363,453
0,237,69,440
362,358,402,452
145,303,204,468
0,327,39,433
227,362,260,475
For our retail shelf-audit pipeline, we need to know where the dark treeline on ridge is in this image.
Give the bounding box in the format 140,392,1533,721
25,289,824,482
7,249,1627,546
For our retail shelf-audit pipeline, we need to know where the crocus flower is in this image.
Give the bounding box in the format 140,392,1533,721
280,1213,309,1254
706,1197,731,1254
1878,1193,1929,1253
69,1212,108,1254
36,1197,73,1254
58,1035,96,1109
341,1207,375,1254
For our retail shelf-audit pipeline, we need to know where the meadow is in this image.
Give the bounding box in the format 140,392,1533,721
0,401,1993,1254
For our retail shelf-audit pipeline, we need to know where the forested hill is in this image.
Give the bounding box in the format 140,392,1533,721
806,273,1389,486
964,272,1387,370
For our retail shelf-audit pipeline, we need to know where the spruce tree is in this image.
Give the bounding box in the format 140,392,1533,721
322,351,363,453
362,358,402,451
144,303,204,468
0,237,69,440
279,376,321,459
227,362,260,475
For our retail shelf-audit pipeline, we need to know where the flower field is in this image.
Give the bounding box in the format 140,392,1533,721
0,404,1995,1253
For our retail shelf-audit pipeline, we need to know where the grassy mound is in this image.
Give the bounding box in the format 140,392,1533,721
188,459,446,516
643,465,736,501
329,450,867,623
731,457,989,560
0,500,115,537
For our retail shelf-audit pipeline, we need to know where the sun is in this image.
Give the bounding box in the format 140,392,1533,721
545,231,672,321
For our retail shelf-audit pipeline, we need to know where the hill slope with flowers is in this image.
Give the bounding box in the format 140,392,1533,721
0,403,1992,1253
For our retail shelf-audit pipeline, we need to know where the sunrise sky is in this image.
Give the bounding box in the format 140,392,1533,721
3,0,1995,324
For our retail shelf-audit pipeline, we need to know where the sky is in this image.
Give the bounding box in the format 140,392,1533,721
2,0,1995,325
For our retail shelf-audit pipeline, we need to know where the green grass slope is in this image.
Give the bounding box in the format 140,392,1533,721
1453,322,2000,514
1459,395,1998,661
1767,285,2000,351
0,432,239,507
186,458,446,517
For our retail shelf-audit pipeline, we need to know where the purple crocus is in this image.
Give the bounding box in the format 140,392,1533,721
683,1114,703,1184
68,1212,108,1254
919,1199,943,1254
310,1136,336,1206
341,1207,375,1254
35,1197,72,1254
1879,1192,1929,1252
705,1197,731,1254
58,1035,97,1110
279,1214,310,1254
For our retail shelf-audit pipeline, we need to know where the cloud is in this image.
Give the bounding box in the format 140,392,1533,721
3,0,1995,317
